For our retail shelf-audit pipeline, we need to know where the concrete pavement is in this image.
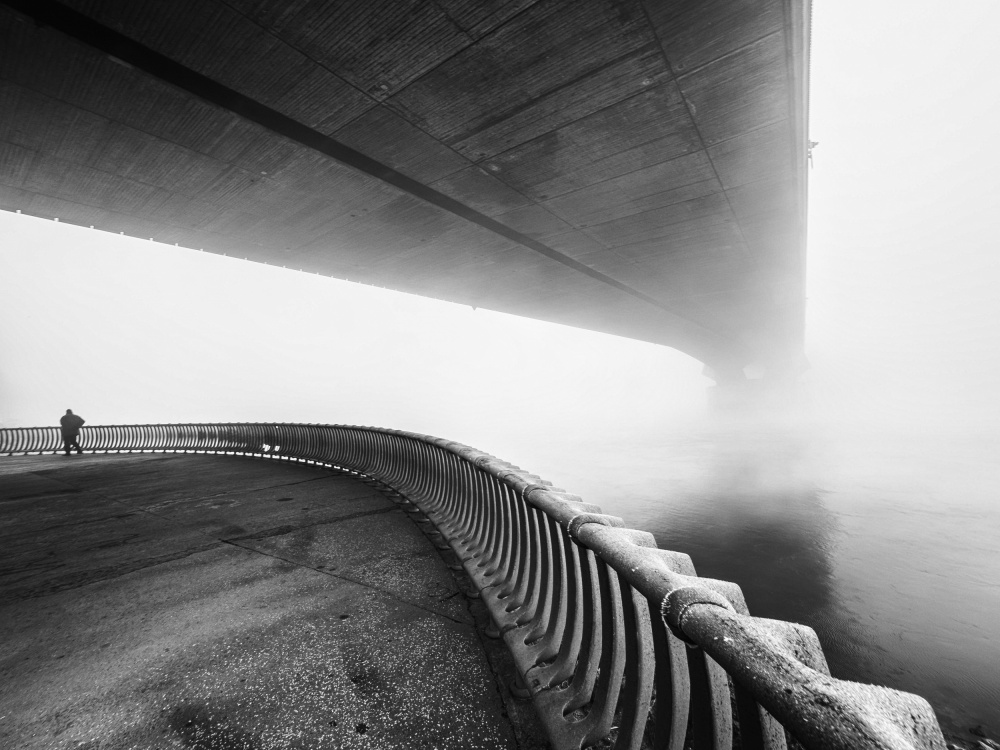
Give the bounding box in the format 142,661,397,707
0,453,545,750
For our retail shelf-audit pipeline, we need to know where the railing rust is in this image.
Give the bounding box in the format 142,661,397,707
0,423,946,750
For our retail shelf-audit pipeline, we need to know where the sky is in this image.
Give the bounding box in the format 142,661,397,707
802,0,1000,436
2,0,1000,454
0,216,707,452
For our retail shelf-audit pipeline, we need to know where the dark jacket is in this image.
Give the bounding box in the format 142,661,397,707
60,413,85,436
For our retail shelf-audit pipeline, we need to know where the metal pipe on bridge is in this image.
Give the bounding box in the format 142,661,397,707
0,423,946,750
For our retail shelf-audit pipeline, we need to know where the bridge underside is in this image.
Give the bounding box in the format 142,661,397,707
0,0,810,378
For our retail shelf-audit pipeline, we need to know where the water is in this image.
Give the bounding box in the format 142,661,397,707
507,422,1000,739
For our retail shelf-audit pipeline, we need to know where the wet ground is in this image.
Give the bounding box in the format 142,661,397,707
0,453,544,750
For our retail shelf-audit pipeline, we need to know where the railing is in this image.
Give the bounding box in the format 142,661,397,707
1,423,945,750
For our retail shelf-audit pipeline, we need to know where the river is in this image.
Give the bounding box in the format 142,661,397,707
493,418,1000,740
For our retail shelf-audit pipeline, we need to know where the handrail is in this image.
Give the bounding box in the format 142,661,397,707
1,423,946,750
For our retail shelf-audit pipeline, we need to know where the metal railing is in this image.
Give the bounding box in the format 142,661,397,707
1,423,945,750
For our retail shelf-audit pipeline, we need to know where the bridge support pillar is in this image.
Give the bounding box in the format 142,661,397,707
703,357,807,417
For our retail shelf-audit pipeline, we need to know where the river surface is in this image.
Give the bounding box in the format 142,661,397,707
495,422,1000,738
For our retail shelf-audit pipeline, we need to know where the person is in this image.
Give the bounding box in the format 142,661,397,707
60,409,85,455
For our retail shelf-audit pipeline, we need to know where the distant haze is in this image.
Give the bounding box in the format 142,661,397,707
803,0,1000,439
0,210,711,460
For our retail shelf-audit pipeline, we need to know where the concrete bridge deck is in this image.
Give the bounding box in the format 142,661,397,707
0,453,543,750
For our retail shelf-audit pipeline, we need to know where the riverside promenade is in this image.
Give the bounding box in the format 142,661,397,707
0,453,543,750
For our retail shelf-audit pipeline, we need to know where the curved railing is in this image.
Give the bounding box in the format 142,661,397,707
1,424,945,750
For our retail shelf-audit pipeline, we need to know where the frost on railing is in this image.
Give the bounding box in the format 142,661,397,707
0,424,946,750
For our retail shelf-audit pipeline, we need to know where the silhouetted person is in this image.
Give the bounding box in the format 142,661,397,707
60,409,85,455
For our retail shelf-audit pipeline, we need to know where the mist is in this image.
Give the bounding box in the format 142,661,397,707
2,0,1000,741
0,209,711,456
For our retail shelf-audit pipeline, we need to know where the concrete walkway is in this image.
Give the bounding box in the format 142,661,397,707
0,453,543,750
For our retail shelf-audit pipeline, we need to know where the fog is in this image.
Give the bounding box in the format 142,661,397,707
0,211,710,455
803,0,1000,440
2,0,1000,740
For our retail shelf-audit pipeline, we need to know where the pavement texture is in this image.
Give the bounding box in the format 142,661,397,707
0,453,547,750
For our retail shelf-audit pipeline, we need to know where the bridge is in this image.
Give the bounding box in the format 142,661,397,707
1,0,809,380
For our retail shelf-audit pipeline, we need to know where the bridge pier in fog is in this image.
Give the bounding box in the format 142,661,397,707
702,348,810,415
705,378,806,416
